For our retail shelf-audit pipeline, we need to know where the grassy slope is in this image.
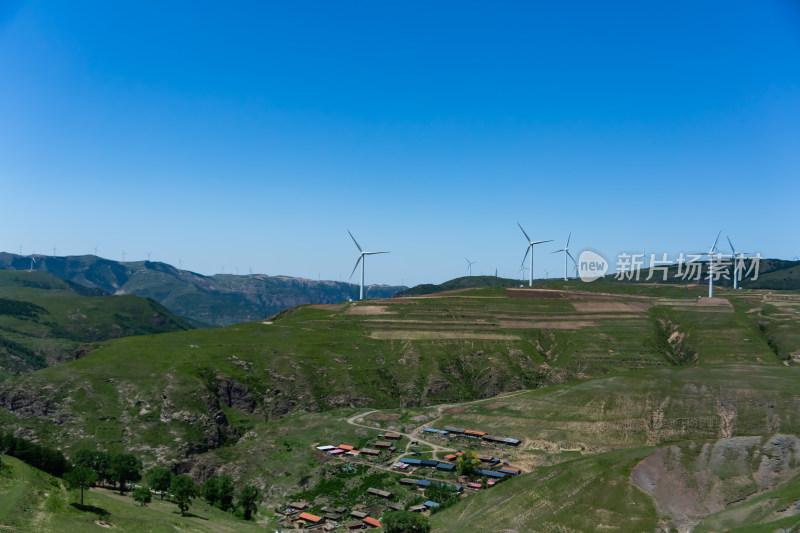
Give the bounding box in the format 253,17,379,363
0,456,264,532
424,288,800,532
0,270,193,381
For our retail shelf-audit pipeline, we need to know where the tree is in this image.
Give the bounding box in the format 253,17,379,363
64,466,98,506
145,466,172,499
170,474,197,516
73,450,112,487
383,510,431,533
133,486,152,506
423,482,460,512
237,485,260,520
217,474,234,510
109,453,142,494
456,450,480,478
202,476,220,505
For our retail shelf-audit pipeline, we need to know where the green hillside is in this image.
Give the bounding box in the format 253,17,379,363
0,253,406,327
0,282,798,531
0,455,266,532
0,270,193,381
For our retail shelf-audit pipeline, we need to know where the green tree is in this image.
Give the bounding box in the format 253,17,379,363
74,450,112,487
133,486,153,506
170,474,197,516
145,466,172,500
203,475,220,505
217,474,234,510
64,466,98,506
456,450,480,478
423,482,460,512
237,485,260,520
383,510,431,533
109,453,142,494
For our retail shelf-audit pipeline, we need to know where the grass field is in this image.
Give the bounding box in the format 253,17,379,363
0,455,266,532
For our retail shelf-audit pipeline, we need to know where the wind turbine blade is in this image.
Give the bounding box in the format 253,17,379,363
566,232,571,248
531,239,553,245
517,223,531,243
347,230,363,253
350,255,363,278
727,236,735,254
522,245,531,265
567,250,576,263
551,249,565,254
365,251,389,255
711,231,721,252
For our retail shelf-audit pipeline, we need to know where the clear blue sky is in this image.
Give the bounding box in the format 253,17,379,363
1,1,798,287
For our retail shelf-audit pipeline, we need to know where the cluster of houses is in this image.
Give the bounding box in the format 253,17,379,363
423,426,521,446
405,452,520,482
277,500,383,531
316,433,403,461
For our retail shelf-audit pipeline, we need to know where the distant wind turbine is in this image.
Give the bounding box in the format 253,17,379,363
465,257,477,276
703,231,721,298
551,232,576,281
518,223,552,287
348,230,389,301
29,257,36,272
726,236,749,290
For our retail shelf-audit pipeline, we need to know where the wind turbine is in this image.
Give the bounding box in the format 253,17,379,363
727,236,749,290
703,231,721,298
465,258,477,276
518,223,552,287
348,230,389,301
29,257,36,272
551,233,576,281
518,263,529,281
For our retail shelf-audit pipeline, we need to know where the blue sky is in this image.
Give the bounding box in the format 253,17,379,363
1,1,798,287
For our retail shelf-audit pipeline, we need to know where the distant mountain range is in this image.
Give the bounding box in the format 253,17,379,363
0,253,406,327
0,270,192,380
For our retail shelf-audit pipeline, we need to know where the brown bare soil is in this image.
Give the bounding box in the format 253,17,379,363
442,406,467,415
483,402,509,410
497,320,598,329
507,288,567,299
572,301,651,313
370,331,520,340
696,297,732,307
347,305,394,315
367,412,402,421
308,303,346,310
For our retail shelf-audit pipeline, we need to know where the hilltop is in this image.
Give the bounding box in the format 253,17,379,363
0,270,192,381
0,253,405,327
394,275,524,296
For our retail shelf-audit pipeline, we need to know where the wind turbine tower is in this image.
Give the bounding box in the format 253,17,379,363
705,232,721,298
727,236,748,290
552,233,576,281
348,230,389,301
465,258,477,276
518,223,552,287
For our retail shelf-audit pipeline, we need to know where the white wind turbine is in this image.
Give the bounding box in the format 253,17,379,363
727,236,749,290
518,223,552,287
518,263,528,281
29,257,36,272
703,231,722,298
348,230,389,301
551,232,576,281
465,257,477,277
